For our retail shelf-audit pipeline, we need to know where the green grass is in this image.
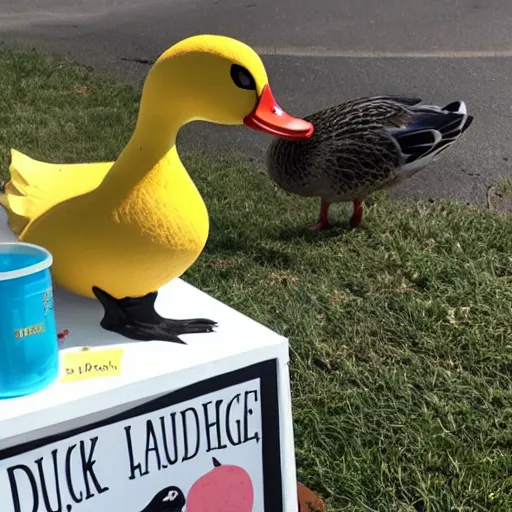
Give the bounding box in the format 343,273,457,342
1,45,512,512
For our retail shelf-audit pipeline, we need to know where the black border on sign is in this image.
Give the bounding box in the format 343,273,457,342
0,358,283,512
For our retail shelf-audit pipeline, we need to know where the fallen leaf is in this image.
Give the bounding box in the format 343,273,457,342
298,482,326,512
74,85,90,94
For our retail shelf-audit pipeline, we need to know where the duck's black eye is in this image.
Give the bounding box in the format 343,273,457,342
230,64,256,90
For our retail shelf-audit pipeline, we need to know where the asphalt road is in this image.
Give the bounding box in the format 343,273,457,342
0,0,511,205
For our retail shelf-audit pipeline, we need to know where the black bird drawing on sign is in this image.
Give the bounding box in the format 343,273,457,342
140,486,186,512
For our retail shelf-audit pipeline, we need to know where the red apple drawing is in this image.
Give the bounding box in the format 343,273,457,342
186,457,254,512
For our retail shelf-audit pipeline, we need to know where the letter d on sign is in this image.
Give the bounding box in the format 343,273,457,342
7,464,39,512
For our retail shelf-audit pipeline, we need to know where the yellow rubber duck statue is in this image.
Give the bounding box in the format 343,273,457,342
0,34,314,344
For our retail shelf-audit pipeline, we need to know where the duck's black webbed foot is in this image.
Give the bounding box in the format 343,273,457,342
92,286,217,344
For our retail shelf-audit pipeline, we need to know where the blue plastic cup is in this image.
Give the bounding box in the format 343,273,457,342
0,242,59,398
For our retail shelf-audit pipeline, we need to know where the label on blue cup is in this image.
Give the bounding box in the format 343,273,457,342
13,286,54,339
14,322,46,339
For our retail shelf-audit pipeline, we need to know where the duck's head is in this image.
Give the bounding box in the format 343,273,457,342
142,34,314,140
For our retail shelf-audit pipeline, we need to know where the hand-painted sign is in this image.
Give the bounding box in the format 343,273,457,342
0,360,283,512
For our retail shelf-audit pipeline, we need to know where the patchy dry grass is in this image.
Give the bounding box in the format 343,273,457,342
497,177,512,198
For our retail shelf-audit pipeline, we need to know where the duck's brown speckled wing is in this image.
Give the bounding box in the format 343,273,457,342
267,96,420,202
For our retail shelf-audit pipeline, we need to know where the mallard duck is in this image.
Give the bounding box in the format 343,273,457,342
266,95,473,231
0,34,314,344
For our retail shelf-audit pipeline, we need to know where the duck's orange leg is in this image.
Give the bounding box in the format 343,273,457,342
309,200,331,232
350,200,363,228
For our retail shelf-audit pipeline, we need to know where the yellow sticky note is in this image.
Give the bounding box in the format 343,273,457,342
60,348,124,383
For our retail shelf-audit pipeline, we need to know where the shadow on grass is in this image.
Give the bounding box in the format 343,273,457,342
206,232,297,269
275,223,354,243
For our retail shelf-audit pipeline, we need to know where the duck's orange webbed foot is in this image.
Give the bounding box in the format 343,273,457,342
309,200,331,232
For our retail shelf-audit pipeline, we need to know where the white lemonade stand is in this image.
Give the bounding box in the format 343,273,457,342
0,209,299,512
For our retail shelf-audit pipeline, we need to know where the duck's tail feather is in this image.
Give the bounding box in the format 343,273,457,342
391,100,473,177
0,149,48,236
0,193,30,236
1,149,114,237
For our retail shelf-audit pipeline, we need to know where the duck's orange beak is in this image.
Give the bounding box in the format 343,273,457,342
243,84,314,141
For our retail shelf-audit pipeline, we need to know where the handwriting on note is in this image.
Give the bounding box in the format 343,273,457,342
60,348,124,383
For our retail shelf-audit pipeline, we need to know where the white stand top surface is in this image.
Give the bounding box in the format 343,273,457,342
0,209,288,443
